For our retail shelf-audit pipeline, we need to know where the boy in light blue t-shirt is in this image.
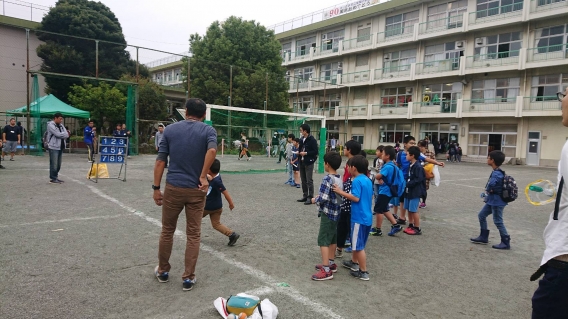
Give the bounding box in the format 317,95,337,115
333,155,373,281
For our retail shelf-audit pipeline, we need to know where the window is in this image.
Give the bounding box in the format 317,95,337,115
534,25,567,53
292,96,313,112
468,124,517,157
427,0,467,29
357,27,371,42
381,87,413,107
281,42,292,59
351,135,364,145
424,41,464,69
472,78,520,102
385,11,419,37
476,0,523,18
356,53,369,66
319,62,340,82
474,32,522,58
322,29,344,52
538,0,566,5
422,83,462,112
175,68,181,81
384,49,416,71
294,66,314,82
319,94,341,109
296,36,316,56
379,123,411,143
531,74,568,100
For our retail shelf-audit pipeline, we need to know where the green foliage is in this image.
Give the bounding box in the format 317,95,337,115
68,82,127,132
183,16,290,139
36,0,148,101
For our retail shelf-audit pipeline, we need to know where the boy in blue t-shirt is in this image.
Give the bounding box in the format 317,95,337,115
374,145,405,236
204,159,239,246
333,155,373,281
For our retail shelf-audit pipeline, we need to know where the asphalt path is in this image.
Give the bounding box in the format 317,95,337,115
0,153,557,318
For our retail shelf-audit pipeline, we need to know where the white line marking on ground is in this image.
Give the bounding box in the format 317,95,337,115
62,175,343,319
0,214,125,228
243,286,275,296
446,183,485,189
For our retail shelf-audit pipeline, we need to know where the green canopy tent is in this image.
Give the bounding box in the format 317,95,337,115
7,94,90,119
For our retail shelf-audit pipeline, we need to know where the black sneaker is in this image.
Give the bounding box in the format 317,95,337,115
182,278,196,291
372,229,383,236
396,218,407,225
0,165,5,169
56,179,65,183
228,232,240,246
49,179,61,184
154,266,169,283
297,197,307,202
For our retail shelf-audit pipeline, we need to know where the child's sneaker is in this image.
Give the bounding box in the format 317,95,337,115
396,218,407,225
369,227,378,235
419,202,426,208
154,265,169,283
392,213,399,220
311,268,333,281
342,259,359,271
315,263,337,273
404,227,416,235
409,227,422,235
388,225,403,236
344,239,351,246
182,278,196,291
349,269,370,281
344,247,352,253
335,249,343,259
228,232,240,246
371,228,383,236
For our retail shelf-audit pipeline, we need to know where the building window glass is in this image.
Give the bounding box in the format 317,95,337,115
380,123,412,143
424,41,464,68
531,74,568,100
427,0,467,28
351,135,364,145
381,87,413,107
422,83,462,113
384,49,416,71
538,0,567,5
468,124,517,157
322,29,344,52
472,78,520,102
320,62,340,82
292,96,313,112
357,27,371,42
534,25,567,53
476,0,523,18
281,42,292,60
474,31,522,58
296,36,316,56
294,67,314,82
385,11,419,37
319,94,341,109
356,53,369,66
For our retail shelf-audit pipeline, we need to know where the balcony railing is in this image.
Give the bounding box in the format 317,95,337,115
313,44,340,57
311,76,339,88
466,50,520,68
527,45,568,62
415,58,459,75
418,15,464,34
530,0,568,12
342,35,373,51
309,107,337,117
288,80,310,90
414,101,458,114
377,26,414,43
341,70,371,84
371,104,408,115
462,98,517,112
374,65,412,80
289,49,313,62
523,96,562,111
338,105,368,117
469,3,523,24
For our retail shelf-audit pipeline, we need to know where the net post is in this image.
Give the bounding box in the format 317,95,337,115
318,127,327,174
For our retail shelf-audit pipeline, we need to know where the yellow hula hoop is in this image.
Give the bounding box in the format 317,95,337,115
423,95,430,102
525,179,556,206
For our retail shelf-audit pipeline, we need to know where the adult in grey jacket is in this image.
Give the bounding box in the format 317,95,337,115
46,112,69,184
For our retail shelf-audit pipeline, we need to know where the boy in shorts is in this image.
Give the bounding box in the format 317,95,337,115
373,145,404,236
333,155,373,281
403,146,426,235
311,152,343,280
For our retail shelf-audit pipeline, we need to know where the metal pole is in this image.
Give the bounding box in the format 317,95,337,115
345,86,350,143
30,3,32,21
25,29,30,155
228,65,232,139
323,82,327,116
295,78,299,113
264,72,268,131
187,56,191,98
95,40,99,78
263,101,267,129
135,47,140,156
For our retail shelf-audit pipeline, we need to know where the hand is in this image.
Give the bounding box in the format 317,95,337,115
229,203,235,210
156,147,159,151
438,162,445,168
300,152,307,156
153,190,163,206
198,176,209,192
2,139,6,143
311,197,316,204
378,179,384,185
206,174,212,180
331,184,340,193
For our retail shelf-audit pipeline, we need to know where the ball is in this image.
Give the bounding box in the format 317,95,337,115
525,179,556,206
238,313,247,319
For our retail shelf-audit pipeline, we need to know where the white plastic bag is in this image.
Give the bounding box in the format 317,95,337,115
433,165,441,187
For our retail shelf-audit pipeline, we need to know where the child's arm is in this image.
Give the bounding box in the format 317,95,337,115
420,154,445,167
332,184,360,202
313,177,332,204
486,171,502,193
222,190,235,210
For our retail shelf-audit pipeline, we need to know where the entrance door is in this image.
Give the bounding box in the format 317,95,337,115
489,134,502,153
526,131,541,166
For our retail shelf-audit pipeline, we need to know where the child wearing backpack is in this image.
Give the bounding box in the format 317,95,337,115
470,150,512,250
373,145,405,236
311,152,343,281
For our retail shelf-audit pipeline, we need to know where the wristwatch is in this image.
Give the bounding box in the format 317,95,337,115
152,185,160,190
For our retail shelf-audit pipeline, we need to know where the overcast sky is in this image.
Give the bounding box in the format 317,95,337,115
5,0,344,63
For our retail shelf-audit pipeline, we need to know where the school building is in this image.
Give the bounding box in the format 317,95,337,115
272,0,568,166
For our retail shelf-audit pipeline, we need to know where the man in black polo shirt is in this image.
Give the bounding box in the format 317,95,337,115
2,118,21,161
296,123,318,205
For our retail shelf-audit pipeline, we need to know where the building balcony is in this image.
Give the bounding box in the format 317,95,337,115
412,101,458,118
462,98,517,117
338,105,369,118
526,45,568,68
341,70,371,85
342,35,373,52
376,26,414,47
371,104,409,118
529,0,568,19
468,3,523,30
311,76,339,88
373,66,412,83
415,58,460,79
522,96,562,116
465,51,520,72
287,80,310,93
313,44,340,59
417,15,464,39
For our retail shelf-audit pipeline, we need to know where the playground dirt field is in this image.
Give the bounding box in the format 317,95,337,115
0,153,557,319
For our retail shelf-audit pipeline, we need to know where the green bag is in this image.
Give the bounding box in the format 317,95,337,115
226,295,260,316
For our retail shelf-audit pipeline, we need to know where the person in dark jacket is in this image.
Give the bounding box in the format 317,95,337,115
296,123,319,205
403,146,426,235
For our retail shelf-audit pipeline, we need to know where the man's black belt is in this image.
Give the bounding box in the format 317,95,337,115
530,259,568,281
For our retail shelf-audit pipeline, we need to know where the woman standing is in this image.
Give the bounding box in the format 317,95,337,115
238,132,251,161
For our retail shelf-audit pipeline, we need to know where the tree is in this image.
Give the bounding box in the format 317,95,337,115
183,16,289,138
68,82,127,134
36,0,147,102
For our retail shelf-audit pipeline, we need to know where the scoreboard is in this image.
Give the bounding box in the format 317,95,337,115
99,137,128,163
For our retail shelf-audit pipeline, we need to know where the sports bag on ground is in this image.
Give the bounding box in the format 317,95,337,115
226,295,260,316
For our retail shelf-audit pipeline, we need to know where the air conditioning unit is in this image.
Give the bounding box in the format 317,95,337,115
322,34,328,40
286,71,291,76
384,53,392,61
338,62,343,69
406,87,413,94
475,37,485,47
455,41,464,48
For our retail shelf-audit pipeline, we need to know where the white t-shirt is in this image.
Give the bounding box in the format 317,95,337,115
541,139,568,265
